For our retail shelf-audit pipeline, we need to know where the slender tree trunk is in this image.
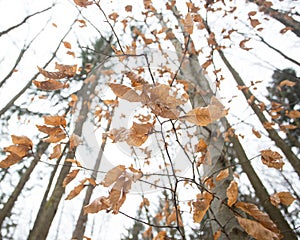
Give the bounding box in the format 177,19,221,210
217,49,300,177
248,0,300,38
0,141,49,227
28,65,100,240
227,120,297,240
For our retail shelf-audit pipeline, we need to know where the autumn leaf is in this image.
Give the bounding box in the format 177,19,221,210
63,41,72,49
74,0,93,8
37,125,66,143
239,38,252,51
285,110,300,119
83,197,110,214
184,13,194,34
101,165,126,187
49,144,62,159
3,145,30,158
192,191,213,223
65,183,85,200
0,153,22,168
125,5,132,12
37,66,68,79
235,202,279,234
250,18,261,28
260,150,284,169
63,169,80,187
236,217,281,240
43,115,66,127
109,83,141,102
181,96,227,126
270,192,296,207
69,133,81,150
33,79,68,91
280,27,293,34
252,129,261,138
227,180,238,207
279,79,296,87
166,208,183,226
195,138,207,153
214,230,221,240
215,168,229,181
11,135,33,149
65,158,82,167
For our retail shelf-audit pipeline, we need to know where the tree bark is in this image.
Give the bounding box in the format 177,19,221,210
227,120,297,240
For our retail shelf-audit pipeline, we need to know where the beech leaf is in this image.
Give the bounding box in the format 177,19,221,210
63,169,80,187
83,197,110,214
226,180,238,207
33,79,68,91
65,183,85,200
11,135,33,149
215,168,229,181
101,165,126,187
0,153,22,168
109,83,141,102
49,144,62,159
270,192,296,207
43,115,66,127
192,191,213,223
260,150,284,169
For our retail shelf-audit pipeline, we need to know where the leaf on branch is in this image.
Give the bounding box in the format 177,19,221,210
166,208,183,226
65,158,82,167
181,96,227,126
192,191,213,223
215,168,229,181
69,133,81,150
33,79,68,91
101,165,126,187
83,196,110,214
43,115,66,127
195,138,207,153
11,135,33,149
250,18,261,28
239,38,252,51
252,129,261,138
74,0,93,8
0,153,22,168
285,110,300,119
279,27,293,34
37,125,67,143
63,41,72,49
236,217,281,240
227,180,238,207
279,79,296,87
184,13,194,34
3,145,30,158
270,192,296,207
235,202,279,234
63,169,80,187
65,182,85,200
260,150,284,170
49,144,62,159
214,230,221,240
125,5,132,12
38,66,68,79
109,83,141,102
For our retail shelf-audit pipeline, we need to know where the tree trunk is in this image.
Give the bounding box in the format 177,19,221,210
217,49,300,178
248,0,300,38
227,120,297,240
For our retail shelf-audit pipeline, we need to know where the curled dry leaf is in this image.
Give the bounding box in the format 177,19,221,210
215,168,229,181
252,129,261,138
195,138,207,153
49,144,62,159
73,0,93,8
227,180,238,207
69,133,81,150
33,79,68,91
285,110,300,119
37,66,68,80
11,135,33,149
192,191,213,223
65,183,85,200
63,169,80,187
235,202,279,234
270,192,296,207
279,80,296,87
83,197,110,214
36,125,66,143
101,165,126,187
236,217,281,240
181,96,227,126
3,145,30,158
65,158,82,167
260,150,284,170
239,38,252,51
43,115,66,127
0,153,22,168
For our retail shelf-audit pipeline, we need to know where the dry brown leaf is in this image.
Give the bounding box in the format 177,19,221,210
192,191,213,223
215,168,229,181
166,208,183,226
184,13,194,34
49,144,62,159
260,150,284,170
65,183,85,200
109,83,141,102
279,80,296,87
125,5,132,12
252,129,261,138
33,79,68,91
280,27,293,34
63,169,80,187
195,138,207,153
69,133,81,150
235,202,279,233
63,41,72,49
11,135,33,148
83,196,110,214
0,153,22,168
101,165,126,187
250,18,261,28
43,115,66,127
239,38,252,51
74,0,93,8
65,158,82,167
227,180,238,207
286,110,300,118
3,145,30,158
214,230,221,240
37,66,69,79
236,217,281,240
270,192,296,207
